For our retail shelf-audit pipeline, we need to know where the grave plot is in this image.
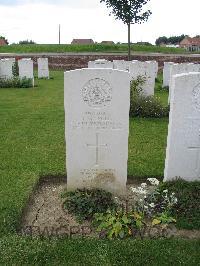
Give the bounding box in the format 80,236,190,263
20,176,200,239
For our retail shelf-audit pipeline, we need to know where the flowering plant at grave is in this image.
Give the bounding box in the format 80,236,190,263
130,178,177,227
93,178,177,239
91,178,178,240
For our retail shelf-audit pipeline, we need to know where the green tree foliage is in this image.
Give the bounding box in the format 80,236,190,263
156,35,187,46
100,0,152,60
18,39,36,44
0,36,8,44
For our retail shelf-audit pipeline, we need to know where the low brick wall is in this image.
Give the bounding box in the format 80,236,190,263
0,53,200,71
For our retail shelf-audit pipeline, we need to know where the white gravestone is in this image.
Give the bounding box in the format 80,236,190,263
18,58,34,86
88,59,113,69
129,61,155,96
147,60,158,78
38,58,49,79
113,60,129,71
168,63,200,103
64,68,130,194
164,72,200,182
163,62,174,88
0,58,15,79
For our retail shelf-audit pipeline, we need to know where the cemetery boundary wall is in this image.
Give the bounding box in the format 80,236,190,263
0,53,200,71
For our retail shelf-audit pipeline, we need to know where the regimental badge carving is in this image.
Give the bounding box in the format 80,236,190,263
192,83,200,111
82,78,112,108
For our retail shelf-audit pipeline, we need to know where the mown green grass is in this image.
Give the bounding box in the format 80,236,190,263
128,117,168,177
0,71,199,265
155,73,169,106
0,236,199,266
0,43,187,54
161,180,200,230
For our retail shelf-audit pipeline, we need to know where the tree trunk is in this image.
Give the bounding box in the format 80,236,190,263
128,22,131,61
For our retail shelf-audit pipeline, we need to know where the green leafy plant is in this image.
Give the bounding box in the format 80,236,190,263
152,212,176,227
93,210,146,239
130,76,169,118
0,77,33,88
130,75,146,96
158,180,200,230
94,210,131,239
19,78,33,88
62,188,117,222
162,86,169,91
12,62,19,77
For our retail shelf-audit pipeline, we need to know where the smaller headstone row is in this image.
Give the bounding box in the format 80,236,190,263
0,58,49,84
88,59,158,96
163,62,200,103
0,58,15,80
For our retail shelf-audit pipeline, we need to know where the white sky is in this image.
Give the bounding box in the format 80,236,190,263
0,0,199,45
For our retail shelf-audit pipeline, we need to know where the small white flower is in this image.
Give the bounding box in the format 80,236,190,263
163,189,168,193
138,187,147,195
131,187,137,193
147,178,159,186
149,203,155,208
173,197,178,204
141,183,147,188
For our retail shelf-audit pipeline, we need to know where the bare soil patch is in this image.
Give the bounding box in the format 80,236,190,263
20,177,200,240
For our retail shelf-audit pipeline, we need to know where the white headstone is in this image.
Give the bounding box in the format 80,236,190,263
113,60,129,71
0,58,15,79
125,61,133,72
18,58,34,86
88,59,113,69
38,58,49,79
164,72,200,182
169,63,200,103
129,61,155,96
147,60,158,78
163,62,174,88
64,68,130,194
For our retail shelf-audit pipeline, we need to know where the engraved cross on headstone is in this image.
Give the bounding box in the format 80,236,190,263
86,133,108,166
188,128,200,175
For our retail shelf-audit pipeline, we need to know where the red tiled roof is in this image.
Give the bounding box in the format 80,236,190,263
182,37,200,46
71,39,94,45
101,41,115,45
0,39,7,46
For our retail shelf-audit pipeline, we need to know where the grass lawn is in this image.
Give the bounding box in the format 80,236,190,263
0,43,189,54
0,71,199,265
155,74,169,106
